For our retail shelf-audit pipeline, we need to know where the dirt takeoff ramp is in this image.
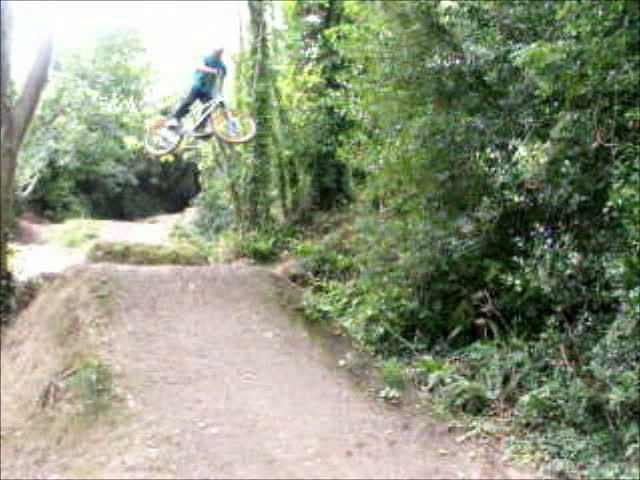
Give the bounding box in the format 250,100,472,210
1,264,535,479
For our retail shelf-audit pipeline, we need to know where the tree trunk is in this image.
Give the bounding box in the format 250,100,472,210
0,0,53,278
304,0,354,211
247,0,273,227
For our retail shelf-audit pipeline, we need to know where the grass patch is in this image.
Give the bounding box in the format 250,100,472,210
213,225,303,264
208,230,244,262
205,230,279,263
169,222,211,259
65,357,113,414
236,233,279,262
49,219,101,248
380,357,407,391
87,241,209,266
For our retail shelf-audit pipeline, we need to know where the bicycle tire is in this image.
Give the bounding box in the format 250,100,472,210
144,118,183,157
211,111,257,144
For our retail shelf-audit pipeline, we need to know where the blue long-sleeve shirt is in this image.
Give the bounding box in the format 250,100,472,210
192,54,227,94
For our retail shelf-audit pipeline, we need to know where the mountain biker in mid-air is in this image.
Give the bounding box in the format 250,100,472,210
144,45,256,156
166,46,227,134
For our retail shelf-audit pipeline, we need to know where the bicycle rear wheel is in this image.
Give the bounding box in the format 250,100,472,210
211,111,256,144
144,118,183,156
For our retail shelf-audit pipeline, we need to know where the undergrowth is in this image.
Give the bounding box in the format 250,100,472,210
293,209,639,480
65,357,113,415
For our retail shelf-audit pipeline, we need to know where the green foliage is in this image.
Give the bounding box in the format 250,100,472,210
233,224,302,263
380,357,406,391
236,232,279,262
280,0,355,212
443,380,491,416
246,0,275,226
66,358,113,414
295,231,356,281
290,0,639,476
415,355,447,375
192,178,235,238
169,222,212,260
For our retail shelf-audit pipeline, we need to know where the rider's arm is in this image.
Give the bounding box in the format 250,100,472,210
218,64,227,90
196,64,221,75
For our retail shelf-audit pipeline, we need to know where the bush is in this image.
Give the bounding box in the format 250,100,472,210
236,232,279,262
227,224,302,263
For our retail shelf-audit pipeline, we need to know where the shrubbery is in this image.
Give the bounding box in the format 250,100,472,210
290,1,639,477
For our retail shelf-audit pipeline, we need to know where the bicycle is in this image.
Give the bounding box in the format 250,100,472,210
144,91,256,157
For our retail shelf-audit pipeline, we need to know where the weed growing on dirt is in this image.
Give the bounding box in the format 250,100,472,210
169,222,212,259
205,225,302,263
236,233,279,262
380,358,407,391
66,358,113,414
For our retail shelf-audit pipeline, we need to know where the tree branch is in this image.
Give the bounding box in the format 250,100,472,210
13,32,54,148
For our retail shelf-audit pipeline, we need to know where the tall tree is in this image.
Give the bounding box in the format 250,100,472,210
0,0,53,280
309,0,353,211
247,0,274,226
283,0,354,213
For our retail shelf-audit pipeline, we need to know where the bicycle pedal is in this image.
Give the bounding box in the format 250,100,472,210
193,133,213,140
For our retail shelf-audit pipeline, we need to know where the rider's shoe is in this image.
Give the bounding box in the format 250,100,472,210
193,126,211,138
166,118,181,130
159,129,180,145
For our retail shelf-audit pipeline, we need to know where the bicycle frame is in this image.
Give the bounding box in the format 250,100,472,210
145,90,255,156
183,92,230,138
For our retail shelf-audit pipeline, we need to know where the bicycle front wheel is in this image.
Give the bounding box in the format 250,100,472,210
144,117,183,156
211,111,256,144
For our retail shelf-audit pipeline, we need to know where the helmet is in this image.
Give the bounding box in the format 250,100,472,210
212,46,224,55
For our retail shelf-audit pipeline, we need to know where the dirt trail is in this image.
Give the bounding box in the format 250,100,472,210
97,212,185,246
2,214,538,479
11,212,185,281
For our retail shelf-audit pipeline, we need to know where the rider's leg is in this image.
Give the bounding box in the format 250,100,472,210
194,90,214,132
169,87,200,126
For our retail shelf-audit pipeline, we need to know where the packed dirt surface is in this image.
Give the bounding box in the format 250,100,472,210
2,213,538,479
97,212,185,246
